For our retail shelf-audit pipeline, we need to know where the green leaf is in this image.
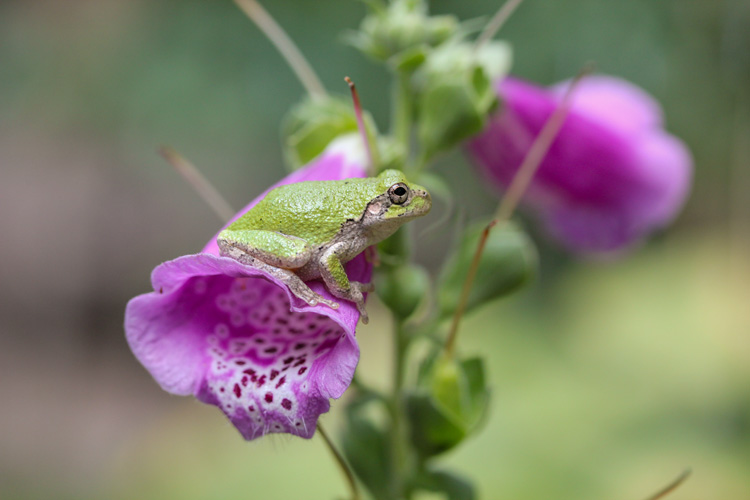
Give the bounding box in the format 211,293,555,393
341,414,391,500
437,221,537,319
412,468,476,500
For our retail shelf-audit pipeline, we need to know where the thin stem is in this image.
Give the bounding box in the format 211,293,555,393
494,65,592,221
392,70,413,167
475,0,525,52
158,146,235,222
642,469,691,500
316,423,361,500
389,318,408,499
443,65,592,356
233,0,327,100
345,76,375,174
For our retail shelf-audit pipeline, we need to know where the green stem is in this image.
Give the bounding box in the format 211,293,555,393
389,318,409,499
392,70,414,169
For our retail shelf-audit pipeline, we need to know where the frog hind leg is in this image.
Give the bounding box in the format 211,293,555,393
217,229,339,310
318,242,375,324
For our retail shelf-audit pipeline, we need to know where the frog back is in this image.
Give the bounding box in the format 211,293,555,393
227,178,380,246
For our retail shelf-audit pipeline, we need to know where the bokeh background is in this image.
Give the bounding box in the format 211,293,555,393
1,0,749,499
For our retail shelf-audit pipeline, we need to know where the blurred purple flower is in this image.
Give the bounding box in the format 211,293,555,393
125,136,371,440
467,76,692,253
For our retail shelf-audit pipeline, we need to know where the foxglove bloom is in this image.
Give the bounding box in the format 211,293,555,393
467,76,692,253
125,135,370,440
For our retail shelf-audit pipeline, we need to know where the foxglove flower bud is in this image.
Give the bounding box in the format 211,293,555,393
467,76,692,253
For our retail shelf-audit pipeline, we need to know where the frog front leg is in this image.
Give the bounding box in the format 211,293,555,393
318,242,375,324
217,229,340,310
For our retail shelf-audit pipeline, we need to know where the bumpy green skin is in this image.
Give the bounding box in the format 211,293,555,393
217,169,431,323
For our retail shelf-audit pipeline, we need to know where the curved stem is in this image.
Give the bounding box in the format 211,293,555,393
233,0,327,100
317,423,361,500
444,65,592,356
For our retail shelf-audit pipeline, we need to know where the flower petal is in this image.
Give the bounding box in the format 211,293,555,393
467,76,693,254
125,134,371,439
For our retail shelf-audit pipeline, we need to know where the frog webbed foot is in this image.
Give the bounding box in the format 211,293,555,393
346,281,374,324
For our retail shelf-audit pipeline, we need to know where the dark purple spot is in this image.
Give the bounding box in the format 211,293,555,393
276,376,286,388
308,323,316,330
264,392,273,403
298,367,307,375
277,318,288,325
312,343,319,348
255,338,265,344
219,387,225,393
243,368,256,375
290,328,303,335
294,358,306,367
270,370,279,380
248,405,255,412
234,360,246,366
264,347,278,354
283,356,295,365
294,343,307,350
256,375,267,387
241,376,248,387
233,384,241,398
281,398,292,410
295,422,301,427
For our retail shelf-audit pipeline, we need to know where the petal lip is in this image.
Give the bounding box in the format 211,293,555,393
125,134,371,440
470,75,693,254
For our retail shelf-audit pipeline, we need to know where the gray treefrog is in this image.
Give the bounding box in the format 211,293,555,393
217,169,431,323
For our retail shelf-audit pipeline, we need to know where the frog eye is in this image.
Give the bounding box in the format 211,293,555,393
388,183,409,205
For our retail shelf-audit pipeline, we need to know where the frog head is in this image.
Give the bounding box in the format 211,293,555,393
361,169,432,239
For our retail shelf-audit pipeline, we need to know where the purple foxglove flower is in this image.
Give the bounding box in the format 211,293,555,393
467,76,692,253
125,135,371,440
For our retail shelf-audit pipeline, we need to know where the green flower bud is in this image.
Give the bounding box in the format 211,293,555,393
438,220,537,319
348,0,458,64
281,96,377,169
415,40,512,157
375,264,430,320
406,355,489,457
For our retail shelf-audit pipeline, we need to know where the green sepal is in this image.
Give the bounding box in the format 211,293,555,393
437,220,537,319
281,96,377,170
375,263,430,320
411,467,476,500
406,354,489,457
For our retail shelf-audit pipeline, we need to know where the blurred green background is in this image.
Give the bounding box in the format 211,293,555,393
1,0,748,499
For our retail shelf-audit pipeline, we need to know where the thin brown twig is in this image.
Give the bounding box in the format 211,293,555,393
642,469,692,500
345,76,375,174
475,0,525,51
444,64,593,356
158,146,235,222
233,0,327,100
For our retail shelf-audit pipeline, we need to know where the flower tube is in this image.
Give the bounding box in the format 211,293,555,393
467,76,693,253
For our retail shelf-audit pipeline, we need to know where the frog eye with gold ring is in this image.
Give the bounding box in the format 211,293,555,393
388,183,409,205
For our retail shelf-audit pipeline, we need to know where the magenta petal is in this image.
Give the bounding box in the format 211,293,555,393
467,76,693,254
125,136,371,439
